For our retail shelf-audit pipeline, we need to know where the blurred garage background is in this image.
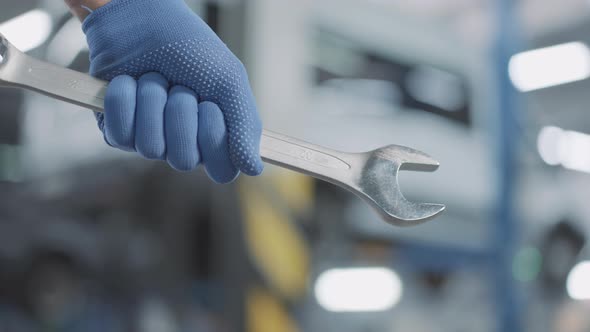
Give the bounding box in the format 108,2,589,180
1,0,590,331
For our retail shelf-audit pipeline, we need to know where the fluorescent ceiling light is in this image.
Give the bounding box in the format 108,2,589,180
0,9,53,52
314,267,402,312
537,126,564,166
560,130,590,173
509,42,590,92
567,261,590,300
538,126,590,173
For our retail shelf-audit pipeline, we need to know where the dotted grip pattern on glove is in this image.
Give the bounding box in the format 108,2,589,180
82,0,263,176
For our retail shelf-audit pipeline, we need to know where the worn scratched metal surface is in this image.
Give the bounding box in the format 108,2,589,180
0,33,445,226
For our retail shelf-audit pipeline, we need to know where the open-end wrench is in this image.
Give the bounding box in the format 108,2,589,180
0,33,444,226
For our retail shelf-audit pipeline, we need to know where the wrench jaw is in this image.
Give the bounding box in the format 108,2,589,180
357,145,445,226
374,144,441,172
0,33,26,88
0,33,13,86
0,36,6,65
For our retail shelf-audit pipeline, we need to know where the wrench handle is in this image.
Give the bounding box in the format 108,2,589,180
4,51,354,182
261,130,352,181
5,52,106,112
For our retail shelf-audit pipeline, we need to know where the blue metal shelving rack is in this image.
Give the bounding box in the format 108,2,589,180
491,1,522,331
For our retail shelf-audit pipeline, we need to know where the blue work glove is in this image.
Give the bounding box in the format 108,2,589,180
82,0,263,183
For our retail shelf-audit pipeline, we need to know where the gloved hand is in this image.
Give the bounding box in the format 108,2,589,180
82,0,263,183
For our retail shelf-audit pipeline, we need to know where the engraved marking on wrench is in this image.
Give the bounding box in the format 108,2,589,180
27,66,106,101
262,136,351,170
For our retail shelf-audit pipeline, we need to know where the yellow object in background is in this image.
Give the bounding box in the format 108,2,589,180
239,168,312,301
269,170,315,216
247,287,300,332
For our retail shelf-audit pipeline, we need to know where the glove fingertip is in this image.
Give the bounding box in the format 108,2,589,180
206,169,240,185
93,111,114,147
227,127,264,176
198,101,240,183
104,75,137,151
168,159,200,172
242,158,264,177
